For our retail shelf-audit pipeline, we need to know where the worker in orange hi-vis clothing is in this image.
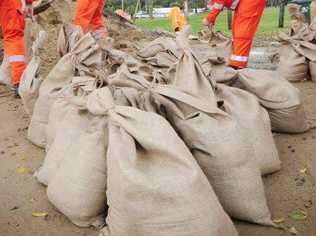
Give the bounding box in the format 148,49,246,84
0,0,33,94
203,0,266,69
168,5,187,32
74,0,108,39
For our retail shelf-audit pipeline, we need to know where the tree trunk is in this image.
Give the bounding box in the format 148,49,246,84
149,0,154,18
133,0,141,21
184,0,189,21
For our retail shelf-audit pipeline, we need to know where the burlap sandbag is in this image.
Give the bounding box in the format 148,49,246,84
47,113,107,227
36,77,99,185
309,61,316,81
277,43,308,82
137,37,180,67
24,18,32,61
105,48,156,82
137,37,179,58
237,68,312,133
28,33,102,148
288,3,305,22
289,20,314,41
87,87,237,236
35,103,90,185
0,54,11,86
19,31,48,115
44,93,72,153
310,16,316,36
216,84,281,175
277,32,316,82
199,31,232,61
57,23,83,57
287,3,313,41
289,40,316,61
200,55,238,83
45,76,98,152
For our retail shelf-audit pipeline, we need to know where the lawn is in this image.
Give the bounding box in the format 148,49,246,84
135,7,291,37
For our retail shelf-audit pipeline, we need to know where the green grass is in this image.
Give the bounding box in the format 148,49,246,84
136,7,291,36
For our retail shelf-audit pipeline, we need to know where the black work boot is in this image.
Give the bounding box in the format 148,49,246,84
13,84,20,98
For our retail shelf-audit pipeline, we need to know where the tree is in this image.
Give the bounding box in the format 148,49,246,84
148,0,154,18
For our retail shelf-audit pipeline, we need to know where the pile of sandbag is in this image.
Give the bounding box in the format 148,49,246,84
276,4,316,82
20,25,314,235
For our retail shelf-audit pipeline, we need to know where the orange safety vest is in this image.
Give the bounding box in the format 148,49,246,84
168,7,187,32
209,0,240,10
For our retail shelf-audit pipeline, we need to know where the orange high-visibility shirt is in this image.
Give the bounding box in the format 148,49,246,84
207,0,240,23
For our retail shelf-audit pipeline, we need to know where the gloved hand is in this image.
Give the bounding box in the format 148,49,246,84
21,0,34,19
202,18,213,33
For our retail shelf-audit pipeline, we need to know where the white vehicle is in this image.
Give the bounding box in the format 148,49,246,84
135,8,206,18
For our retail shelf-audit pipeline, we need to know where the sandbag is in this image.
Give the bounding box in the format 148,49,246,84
36,77,99,185
287,4,314,41
310,15,316,33
216,84,281,175
24,18,32,60
28,33,102,148
45,76,97,151
19,30,48,115
137,37,179,58
277,32,316,82
288,3,305,22
44,94,72,153
47,114,108,227
291,40,316,61
277,43,308,82
35,103,90,185
137,37,180,67
199,31,232,60
200,55,238,83
0,54,11,86
289,20,314,41
237,68,312,133
57,23,83,57
89,87,237,236
309,61,316,81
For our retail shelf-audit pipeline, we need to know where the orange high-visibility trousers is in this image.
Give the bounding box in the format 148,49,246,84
74,0,106,37
0,0,27,85
229,0,266,68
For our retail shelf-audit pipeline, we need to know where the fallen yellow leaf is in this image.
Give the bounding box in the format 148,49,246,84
289,226,298,235
290,210,308,221
273,218,285,224
17,167,29,174
300,168,307,175
30,198,36,203
32,212,48,217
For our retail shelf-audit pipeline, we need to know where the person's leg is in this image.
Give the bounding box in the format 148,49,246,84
0,1,26,86
90,0,107,38
229,0,266,69
74,0,101,33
